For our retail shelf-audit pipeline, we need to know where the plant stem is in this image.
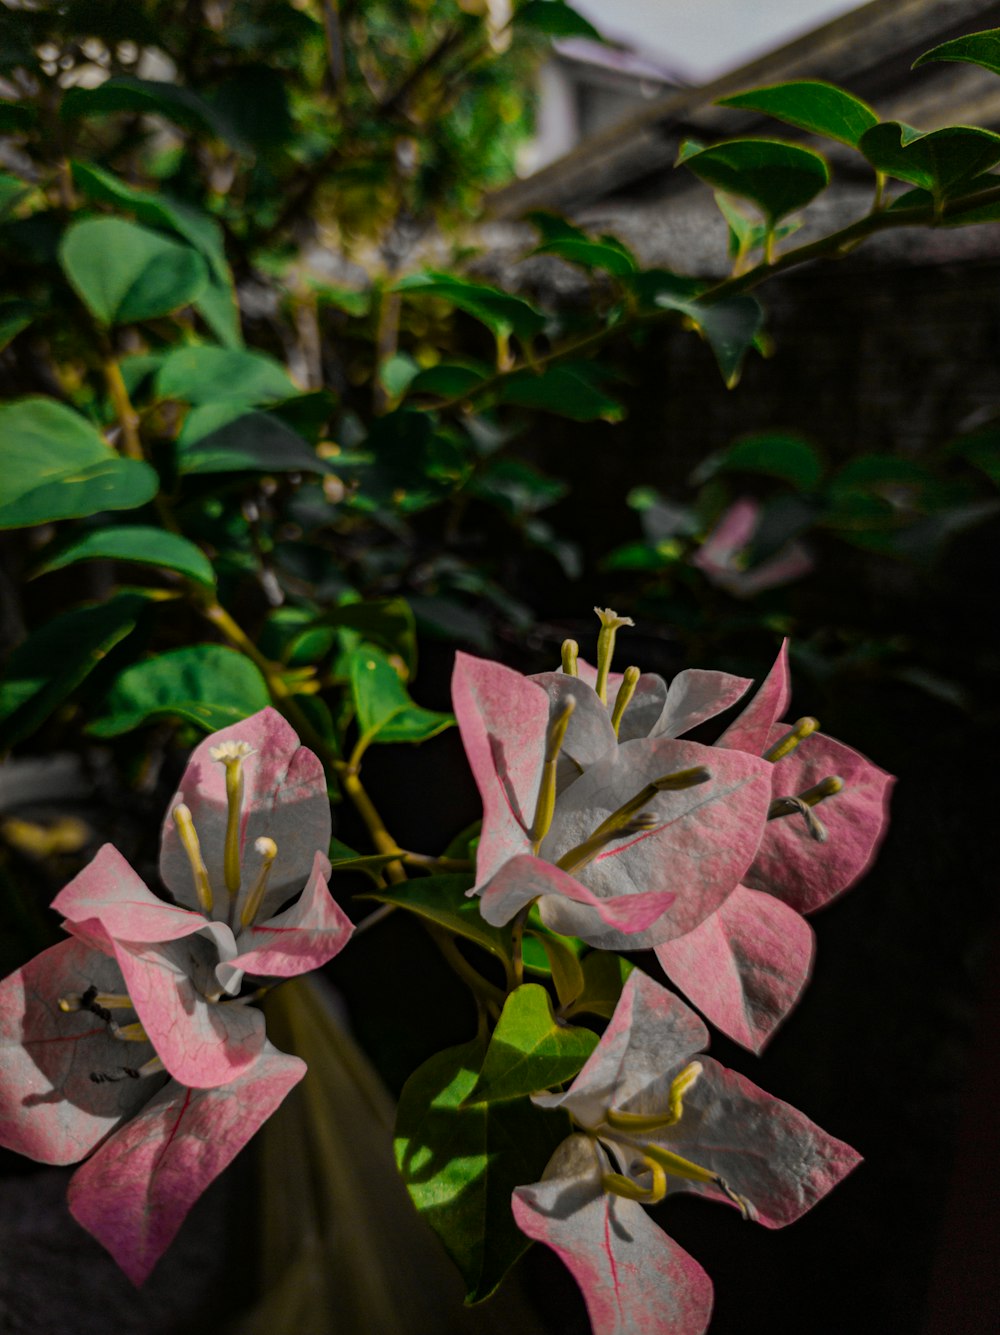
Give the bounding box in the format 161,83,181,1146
339,768,407,884
401,851,474,873
429,924,504,1014
510,904,529,989
102,353,143,461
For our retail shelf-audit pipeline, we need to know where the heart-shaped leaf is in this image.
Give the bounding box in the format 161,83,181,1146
394,1039,569,1302
716,81,878,149
348,644,452,745
59,217,208,326
468,984,598,1104
175,404,328,475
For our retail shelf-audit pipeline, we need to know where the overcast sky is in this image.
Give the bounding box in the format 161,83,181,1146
572,0,868,80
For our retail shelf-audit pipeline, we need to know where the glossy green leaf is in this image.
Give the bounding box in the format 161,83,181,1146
348,644,452,745
515,1,603,40
679,138,831,225
469,985,596,1105
71,164,242,348
156,345,295,405
35,525,215,589
913,28,1000,77
564,952,635,1020
61,76,237,144
653,289,765,388
716,81,878,148
88,644,270,736
499,365,624,421
366,874,510,964
712,433,823,489
379,352,420,400
0,299,33,350
176,404,328,475
533,236,637,276
0,171,31,219
59,217,209,326
394,272,545,340
0,398,158,530
0,592,152,750
329,847,407,880
859,122,1000,200
395,1040,569,1302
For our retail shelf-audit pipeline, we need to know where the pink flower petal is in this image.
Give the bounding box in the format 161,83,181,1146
478,854,676,944
693,497,759,570
655,885,815,1053
653,669,752,739
512,1133,714,1335
160,707,330,925
228,852,353,978
67,1043,305,1285
452,653,548,884
748,728,894,914
716,641,790,755
53,844,206,945
661,1055,862,1228
111,935,265,1088
532,971,708,1130
0,938,161,1165
542,737,772,949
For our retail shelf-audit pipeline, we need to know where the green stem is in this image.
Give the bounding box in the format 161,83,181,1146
429,924,504,1013
509,904,529,989
401,852,474,873
339,768,407,884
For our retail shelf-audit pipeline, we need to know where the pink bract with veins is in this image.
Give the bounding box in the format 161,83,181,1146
0,708,351,1283
452,652,773,951
513,971,861,1335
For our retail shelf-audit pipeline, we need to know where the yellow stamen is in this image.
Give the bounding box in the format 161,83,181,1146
610,666,640,737
241,836,278,928
556,813,658,875
641,1143,757,1220
108,1020,149,1043
764,717,820,763
58,991,132,1013
586,766,711,847
529,698,576,850
602,1159,668,1205
561,639,579,675
797,774,844,806
593,607,634,705
606,1061,703,1132
172,802,214,914
211,740,253,898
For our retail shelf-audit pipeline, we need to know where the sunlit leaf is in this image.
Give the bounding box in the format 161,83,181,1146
468,985,596,1105
35,525,215,589
348,644,452,744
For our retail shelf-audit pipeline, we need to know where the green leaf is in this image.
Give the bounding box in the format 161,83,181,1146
378,352,420,400
679,138,831,225
366,874,510,965
348,644,452,745
176,404,328,475
313,598,417,675
59,217,209,326
329,847,407,880
515,1,603,40
395,1040,569,1302
913,28,1000,77
469,985,596,1104
310,283,371,317
0,592,153,750
858,122,1000,200
710,433,823,490
394,272,545,340
156,345,295,406
524,930,584,1009
60,77,237,144
0,299,33,350
565,952,635,1020
533,236,637,276
716,81,878,149
88,644,270,736
0,171,31,219
408,361,490,398
35,525,215,589
470,457,568,516
0,398,158,530
652,288,765,388
499,365,624,421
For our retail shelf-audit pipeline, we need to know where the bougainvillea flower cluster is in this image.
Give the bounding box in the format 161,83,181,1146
454,613,892,1051
0,708,352,1283
512,970,861,1335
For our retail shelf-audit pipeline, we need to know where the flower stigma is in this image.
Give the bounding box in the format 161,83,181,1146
764,717,820,763
529,698,576,850
210,740,254,898
610,666,641,737
172,802,214,914
241,836,279,928
593,607,635,705
561,638,579,676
